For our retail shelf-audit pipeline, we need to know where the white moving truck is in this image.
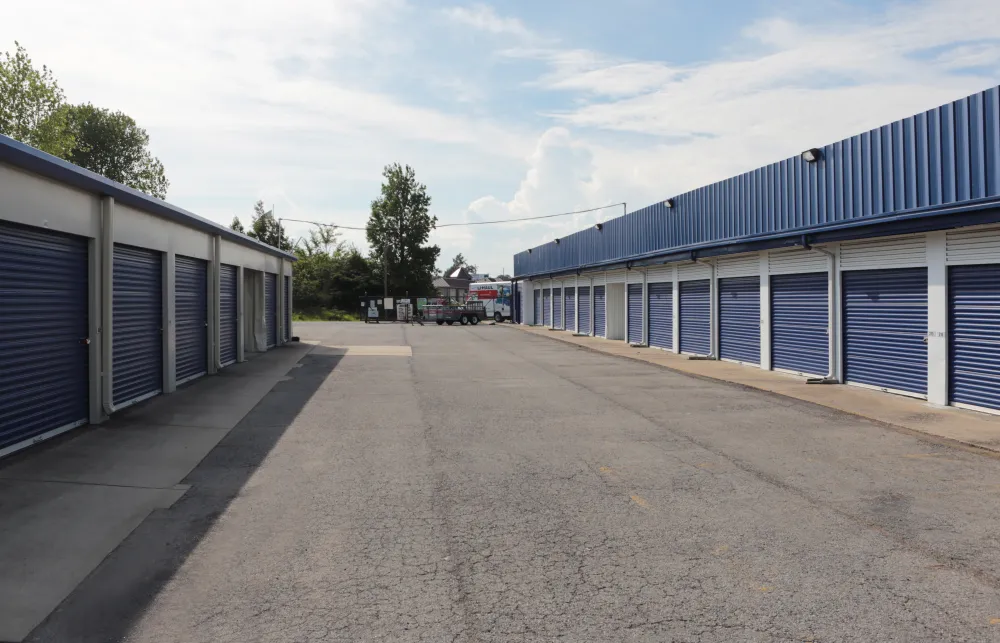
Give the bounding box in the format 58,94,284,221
467,281,512,322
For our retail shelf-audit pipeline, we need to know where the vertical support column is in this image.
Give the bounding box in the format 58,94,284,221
100,196,115,417
277,259,285,345
759,251,771,371
286,265,293,340
709,260,719,358
642,269,649,346
163,251,177,394
624,270,630,343
208,235,220,374
671,265,680,353
236,266,245,363
575,276,580,332
827,246,841,381
926,231,948,405
548,278,554,328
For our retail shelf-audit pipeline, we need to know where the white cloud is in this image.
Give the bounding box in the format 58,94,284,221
442,4,536,39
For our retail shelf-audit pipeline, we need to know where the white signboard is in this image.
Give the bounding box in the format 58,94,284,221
383,297,394,309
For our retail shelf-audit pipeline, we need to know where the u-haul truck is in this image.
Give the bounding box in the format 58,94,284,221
467,281,512,322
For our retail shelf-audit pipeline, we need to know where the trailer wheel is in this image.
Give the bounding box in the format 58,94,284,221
436,320,445,325
470,315,480,325
446,320,454,325
494,312,503,323
460,315,469,325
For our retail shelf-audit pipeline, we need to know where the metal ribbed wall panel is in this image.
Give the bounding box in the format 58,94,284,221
606,271,626,284
553,287,563,329
771,272,829,376
946,226,1000,265
949,264,1000,410
840,234,926,270
594,285,606,337
843,268,927,395
647,282,673,350
768,249,829,275
0,223,89,455
284,275,291,340
542,288,551,326
717,254,760,278
265,272,277,348
220,264,238,367
679,279,711,355
677,262,711,281
514,86,1000,279
113,244,163,408
646,265,672,282
578,286,591,334
627,283,643,343
533,289,541,325
564,287,576,332
718,276,760,364
175,255,208,383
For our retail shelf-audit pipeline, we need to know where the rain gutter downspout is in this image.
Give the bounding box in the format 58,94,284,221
101,196,118,415
688,256,718,360
805,240,839,384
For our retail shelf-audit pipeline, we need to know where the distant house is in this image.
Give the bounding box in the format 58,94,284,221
434,266,472,301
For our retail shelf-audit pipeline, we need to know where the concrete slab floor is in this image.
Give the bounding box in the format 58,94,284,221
0,341,314,642
509,325,1000,454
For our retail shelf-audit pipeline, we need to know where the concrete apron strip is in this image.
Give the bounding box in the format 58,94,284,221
304,342,413,357
509,325,1000,455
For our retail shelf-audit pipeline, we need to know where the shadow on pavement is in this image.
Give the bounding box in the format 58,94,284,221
25,352,342,643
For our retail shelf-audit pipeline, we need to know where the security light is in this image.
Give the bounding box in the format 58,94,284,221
527,248,532,254
595,223,603,231
801,148,822,163
664,198,674,208
554,238,560,244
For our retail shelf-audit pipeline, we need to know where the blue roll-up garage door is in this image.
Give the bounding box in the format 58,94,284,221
553,288,562,329
771,273,828,377
627,283,643,344
113,244,163,408
175,255,208,384
265,272,277,348
648,282,672,350
220,264,238,367
843,268,927,396
949,264,1000,411
679,279,711,355
0,223,89,456
533,289,541,325
542,289,551,326
718,276,760,364
578,286,591,334
564,287,576,332
284,275,291,340
594,285,606,337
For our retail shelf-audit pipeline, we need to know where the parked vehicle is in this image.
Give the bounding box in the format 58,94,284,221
468,281,512,322
424,301,487,326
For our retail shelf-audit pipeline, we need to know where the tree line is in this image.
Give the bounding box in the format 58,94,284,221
0,42,168,198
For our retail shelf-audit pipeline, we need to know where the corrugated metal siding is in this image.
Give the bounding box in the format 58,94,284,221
606,271,626,284
768,248,829,275
771,272,829,376
542,288,551,326
679,279,711,355
949,264,1000,410
843,268,928,395
840,234,927,270
717,254,760,278
265,272,277,348
677,262,712,281
0,223,89,455
718,276,760,364
553,287,563,329
588,273,606,286
946,226,1000,265
627,283,643,344
647,282,672,349
564,287,576,332
578,286,591,334
113,244,163,407
514,86,1000,278
220,264,238,367
175,255,208,383
646,265,672,283
594,285,606,337
533,289,541,325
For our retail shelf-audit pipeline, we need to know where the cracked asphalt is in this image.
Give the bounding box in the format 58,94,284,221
29,322,1000,642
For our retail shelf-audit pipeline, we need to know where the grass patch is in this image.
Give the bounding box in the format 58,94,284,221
293,308,362,322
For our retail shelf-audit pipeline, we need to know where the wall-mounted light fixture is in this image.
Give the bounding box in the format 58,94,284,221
664,198,675,208
527,248,532,254
801,148,823,163
554,238,560,244
595,223,603,231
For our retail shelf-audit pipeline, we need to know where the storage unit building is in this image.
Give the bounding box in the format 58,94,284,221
564,287,576,332
512,85,1000,415
0,133,296,459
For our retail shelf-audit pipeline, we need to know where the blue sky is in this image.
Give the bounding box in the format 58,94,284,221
5,0,1000,274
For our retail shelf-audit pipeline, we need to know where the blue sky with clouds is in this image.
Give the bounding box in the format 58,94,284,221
6,0,1000,274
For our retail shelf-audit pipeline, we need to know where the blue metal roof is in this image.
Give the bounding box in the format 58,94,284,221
514,85,1000,278
0,133,297,261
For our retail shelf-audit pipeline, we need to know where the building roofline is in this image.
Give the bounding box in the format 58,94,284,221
0,133,297,261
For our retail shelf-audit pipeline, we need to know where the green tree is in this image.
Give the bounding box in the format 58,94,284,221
0,42,74,157
366,163,440,295
230,216,245,233
448,252,477,275
246,200,291,249
64,103,169,199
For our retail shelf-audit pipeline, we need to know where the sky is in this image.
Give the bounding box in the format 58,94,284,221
5,0,1000,275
